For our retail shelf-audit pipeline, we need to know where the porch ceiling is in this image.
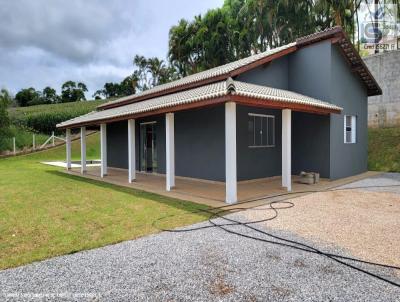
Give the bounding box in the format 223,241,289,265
57,79,342,129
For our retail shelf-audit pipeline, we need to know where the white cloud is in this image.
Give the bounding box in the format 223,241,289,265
0,0,224,97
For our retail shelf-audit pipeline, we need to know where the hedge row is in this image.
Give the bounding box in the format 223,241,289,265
8,100,107,135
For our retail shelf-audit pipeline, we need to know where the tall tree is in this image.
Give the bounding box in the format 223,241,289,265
61,81,88,103
119,75,137,96
168,0,365,76
0,89,12,149
15,88,40,107
41,87,60,104
132,55,178,92
93,75,138,99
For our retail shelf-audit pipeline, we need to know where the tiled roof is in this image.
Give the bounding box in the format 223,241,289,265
97,43,296,109
232,81,341,111
57,79,342,128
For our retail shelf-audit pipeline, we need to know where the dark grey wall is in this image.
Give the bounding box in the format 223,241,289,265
107,105,283,182
175,106,225,181
107,121,128,169
237,42,333,179
106,115,166,173
106,106,225,181
292,112,330,177
288,40,332,100
287,41,332,178
329,45,368,179
236,105,282,181
236,56,289,89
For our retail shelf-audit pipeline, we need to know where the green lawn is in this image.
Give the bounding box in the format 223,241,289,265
0,134,210,270
368,127,400,172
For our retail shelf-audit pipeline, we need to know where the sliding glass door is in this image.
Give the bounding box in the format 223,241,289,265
139,122,157,173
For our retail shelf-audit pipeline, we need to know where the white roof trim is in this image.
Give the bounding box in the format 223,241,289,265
57,79,342,128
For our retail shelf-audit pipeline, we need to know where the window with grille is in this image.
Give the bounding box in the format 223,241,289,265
248,113,275,147
344,115,356,144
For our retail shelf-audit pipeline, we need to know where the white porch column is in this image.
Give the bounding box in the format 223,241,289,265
80,127,86,174
225,102,237,204
165,113,175,191
128,119,136,183
100,123,107,177
282,109,292,191
66,128,71,170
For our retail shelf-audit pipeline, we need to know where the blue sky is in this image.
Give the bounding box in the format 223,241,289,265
0,0,224,98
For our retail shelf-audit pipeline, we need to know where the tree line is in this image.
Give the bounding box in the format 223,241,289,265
13,81,88,107
96,0,397,97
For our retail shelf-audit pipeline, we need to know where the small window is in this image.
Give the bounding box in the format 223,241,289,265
344,115,356,144
248,114,275,147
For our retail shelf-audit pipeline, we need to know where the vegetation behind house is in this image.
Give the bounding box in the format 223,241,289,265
8,99,106,135
368,127,400,172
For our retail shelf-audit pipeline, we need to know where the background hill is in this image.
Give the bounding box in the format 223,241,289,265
8,99,106,134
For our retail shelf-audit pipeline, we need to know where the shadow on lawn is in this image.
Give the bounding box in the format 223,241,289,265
46,170,212,217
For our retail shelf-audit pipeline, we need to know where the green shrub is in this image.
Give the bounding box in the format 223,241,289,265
368,127,400,173
0,89,12,151
8,100,107,135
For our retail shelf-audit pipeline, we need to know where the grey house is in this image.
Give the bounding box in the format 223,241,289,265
57,27,381,204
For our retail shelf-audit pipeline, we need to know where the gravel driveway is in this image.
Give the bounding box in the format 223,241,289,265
338,172,400,194
1,174,400,301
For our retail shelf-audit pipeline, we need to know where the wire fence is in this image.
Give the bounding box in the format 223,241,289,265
1,130,97,157
1,132,67,157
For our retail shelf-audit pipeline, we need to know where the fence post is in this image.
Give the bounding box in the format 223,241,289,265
33,134,36,150
13,137,16,155
52,131,55,146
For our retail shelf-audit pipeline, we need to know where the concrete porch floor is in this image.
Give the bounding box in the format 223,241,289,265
65,166,379,208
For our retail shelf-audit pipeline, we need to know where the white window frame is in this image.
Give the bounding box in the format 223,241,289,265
248,113,275,148
344,115,356,144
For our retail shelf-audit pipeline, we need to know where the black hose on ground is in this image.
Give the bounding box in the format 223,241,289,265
151,184,400,288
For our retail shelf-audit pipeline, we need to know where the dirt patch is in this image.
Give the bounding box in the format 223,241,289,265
200,248,236,297
209,273,235,296
241,190,400,268
293,258,307,268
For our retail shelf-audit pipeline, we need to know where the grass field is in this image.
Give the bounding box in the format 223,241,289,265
0,133,209,270
7,100,108,135
368,127,400,172
7,100,106,121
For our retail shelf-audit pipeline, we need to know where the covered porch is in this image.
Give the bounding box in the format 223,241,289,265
58,79,343,204
64,105,295,205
